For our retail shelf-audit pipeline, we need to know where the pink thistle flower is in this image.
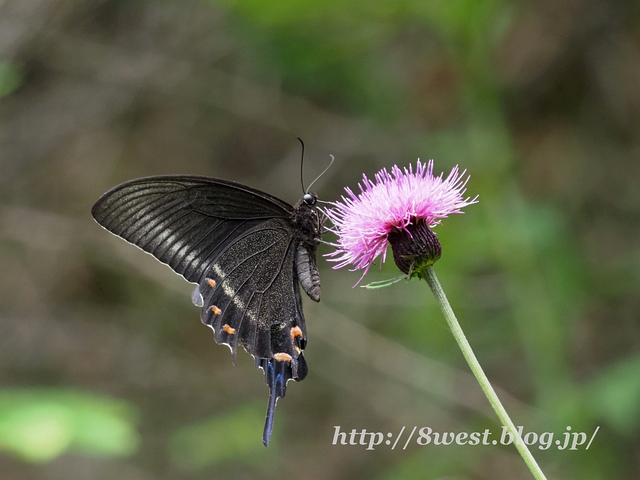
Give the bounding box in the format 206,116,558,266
324,159,478,282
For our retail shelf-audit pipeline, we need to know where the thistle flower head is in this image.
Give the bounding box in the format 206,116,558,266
324,159,478,282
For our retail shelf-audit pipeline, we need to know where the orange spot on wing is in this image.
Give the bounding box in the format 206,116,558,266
273,352,292,362
290,326,303,341
210,305,222,315
206,278,216,288
222,324,236,335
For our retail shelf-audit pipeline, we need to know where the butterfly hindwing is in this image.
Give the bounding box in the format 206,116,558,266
195,218,310,445
198,218,307,362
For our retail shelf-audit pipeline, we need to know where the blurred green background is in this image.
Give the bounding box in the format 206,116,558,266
1,0,639,478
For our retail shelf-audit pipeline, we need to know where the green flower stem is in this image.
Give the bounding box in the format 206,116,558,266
422,265,547,480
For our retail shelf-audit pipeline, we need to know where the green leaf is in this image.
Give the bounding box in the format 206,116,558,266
587,355,640,435
0,388,139,463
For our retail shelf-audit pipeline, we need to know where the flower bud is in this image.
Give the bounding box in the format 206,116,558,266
388,219,442,276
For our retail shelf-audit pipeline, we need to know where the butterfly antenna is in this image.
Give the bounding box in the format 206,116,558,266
306,154,335,193
297,136,306,194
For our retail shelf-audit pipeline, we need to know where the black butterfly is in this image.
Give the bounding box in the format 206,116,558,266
91,175,322,446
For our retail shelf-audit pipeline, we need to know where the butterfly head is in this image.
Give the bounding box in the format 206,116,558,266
303,192,317,206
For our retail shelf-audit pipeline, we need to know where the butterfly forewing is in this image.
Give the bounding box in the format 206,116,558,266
91,176,293,283
91,174,321,447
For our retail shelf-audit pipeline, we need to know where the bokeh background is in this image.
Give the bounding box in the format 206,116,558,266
1,0,639,478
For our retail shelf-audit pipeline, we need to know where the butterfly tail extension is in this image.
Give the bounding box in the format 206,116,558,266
257,347,308,446
259,357,288,447
263,376,277,446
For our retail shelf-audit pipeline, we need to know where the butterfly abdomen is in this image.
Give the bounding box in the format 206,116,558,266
295,245,320,302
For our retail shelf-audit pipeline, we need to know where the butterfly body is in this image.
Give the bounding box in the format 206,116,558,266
91,175,322,446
